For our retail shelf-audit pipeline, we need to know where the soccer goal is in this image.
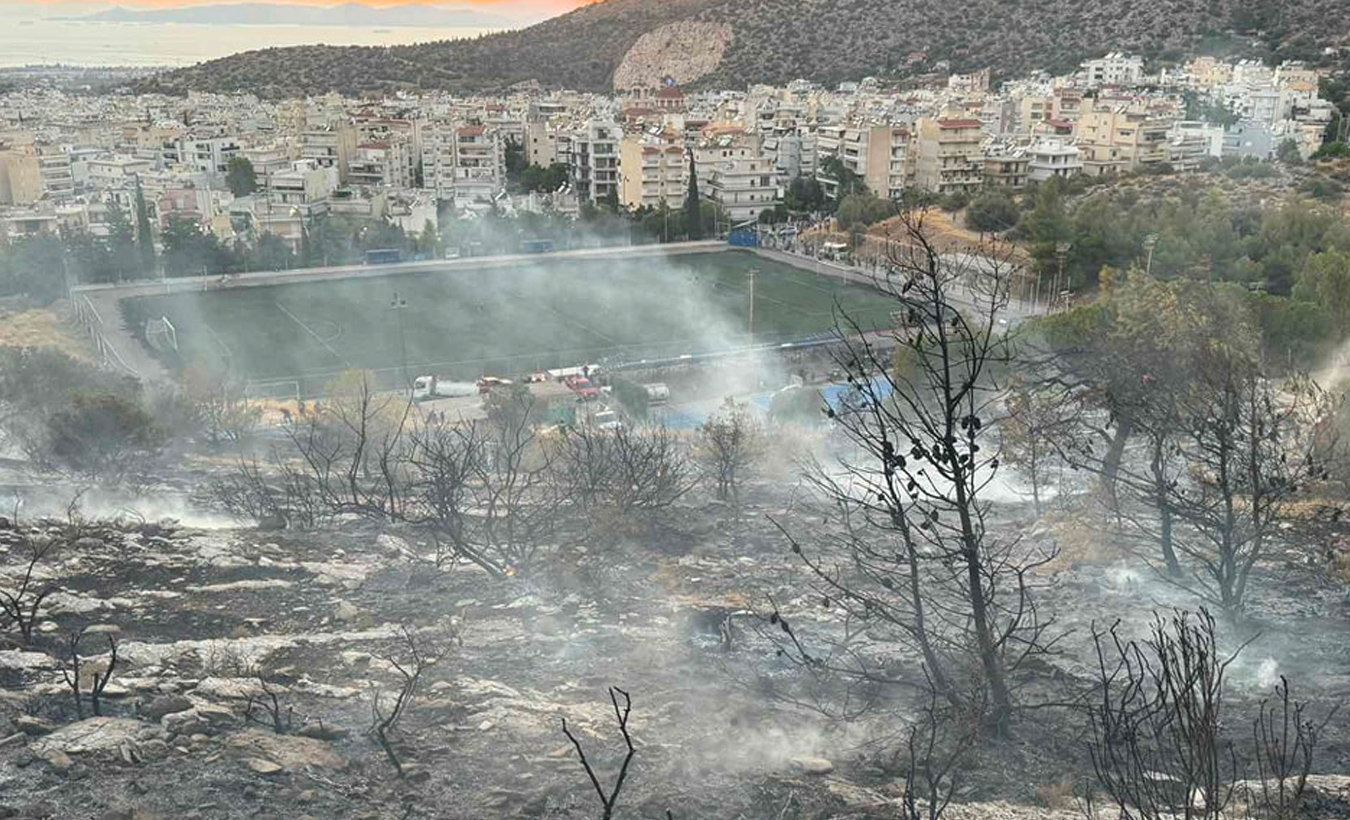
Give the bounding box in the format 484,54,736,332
144,315,179,353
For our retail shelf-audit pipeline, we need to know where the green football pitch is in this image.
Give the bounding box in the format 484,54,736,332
122,250,898,394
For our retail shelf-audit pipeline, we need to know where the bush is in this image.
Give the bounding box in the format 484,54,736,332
939,191,970,212
46,389,163,479
965,192,1020,232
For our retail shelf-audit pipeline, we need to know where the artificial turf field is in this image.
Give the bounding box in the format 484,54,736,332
123,250,899,393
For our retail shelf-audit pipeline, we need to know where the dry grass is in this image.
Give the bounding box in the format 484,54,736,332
0,307,91,360
1039,505,1124,572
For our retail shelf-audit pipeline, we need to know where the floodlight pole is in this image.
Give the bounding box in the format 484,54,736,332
747,267,758,337
391,292,410,389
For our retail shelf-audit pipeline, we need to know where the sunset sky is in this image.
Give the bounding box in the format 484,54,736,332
19,0,589,8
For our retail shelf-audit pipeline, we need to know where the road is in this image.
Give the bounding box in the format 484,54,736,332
755,247,1046,328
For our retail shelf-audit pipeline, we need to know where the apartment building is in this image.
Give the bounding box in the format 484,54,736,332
815,123,912,200
299,123,357,184
1074,103,1171,175
38,146,75,200
914,117,984,194
982,152,1030,188
240,144,296,191
250,159,337,249
1026,137,1084,183
0,136,41,205
563,119,620,205
349,138,414,189
1080,53,1145,89
164,135,239,175
86,155,152,190
449,124,505,211
420,119,458,199
693,128,781,223
619,127,686,211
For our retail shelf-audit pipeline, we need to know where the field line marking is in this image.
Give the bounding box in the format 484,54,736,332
275,300,353,368
510,287,620,346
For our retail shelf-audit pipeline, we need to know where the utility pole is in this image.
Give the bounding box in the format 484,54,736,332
1143,232,1160,277
391,291,410,389
1054,241,1073,313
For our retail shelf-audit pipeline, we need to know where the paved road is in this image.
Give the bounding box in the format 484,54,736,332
755,247,1046,328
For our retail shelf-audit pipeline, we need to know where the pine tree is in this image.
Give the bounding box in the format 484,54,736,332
134,177,156,276
684,148,703,240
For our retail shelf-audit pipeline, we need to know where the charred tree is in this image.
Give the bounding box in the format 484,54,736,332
775,208,1054,735
562,687,637,820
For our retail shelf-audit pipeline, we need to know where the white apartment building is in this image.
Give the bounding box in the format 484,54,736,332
1026,137,1083,183
449,124,504,212
165,135,240,175
241,144,296,190
1080,53,1146,89
86,155,152,190
694,129,781,223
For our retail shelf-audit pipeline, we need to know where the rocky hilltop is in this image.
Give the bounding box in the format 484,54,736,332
134,0,1342,97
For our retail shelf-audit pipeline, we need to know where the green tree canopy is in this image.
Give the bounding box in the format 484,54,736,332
225,155,258,198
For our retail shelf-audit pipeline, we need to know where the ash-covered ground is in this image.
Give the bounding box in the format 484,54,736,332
2,462,1349,820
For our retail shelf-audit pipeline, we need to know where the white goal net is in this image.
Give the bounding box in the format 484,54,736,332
145,315,178,353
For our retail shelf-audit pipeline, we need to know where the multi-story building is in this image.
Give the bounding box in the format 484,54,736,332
816,123,912,201
914,117,984,194
1074,103,1171,175
449,124,504,212
86,155,152,190
299,123,357,184
619,127,686,211
694,128,781,224
1026,137,1083,183
251,159,338,250
564,119,620,205
37,145,75,200
982,151,1030,188
1080,53,1145,89
165,135,239,175
349,138,414,189
241,144,296,191
0,136,42,205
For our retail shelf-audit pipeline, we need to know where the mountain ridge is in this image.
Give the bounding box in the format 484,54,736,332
134,0,1342,97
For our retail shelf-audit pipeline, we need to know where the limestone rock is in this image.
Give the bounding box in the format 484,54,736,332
14,716,54,737
788,756,834,775
226,729,345,772
140,695,193,722
39,749,72,773
244,757,284,775
162,704,238,736
31,717,158,756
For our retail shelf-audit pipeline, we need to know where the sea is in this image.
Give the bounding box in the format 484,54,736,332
0,19,496,68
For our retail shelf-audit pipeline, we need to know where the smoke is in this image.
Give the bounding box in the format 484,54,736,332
0,481,236,529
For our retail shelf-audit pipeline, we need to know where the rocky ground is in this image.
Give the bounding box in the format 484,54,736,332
1,474,1349,820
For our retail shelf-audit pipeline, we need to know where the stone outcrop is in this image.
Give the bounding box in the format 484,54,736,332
613,22,733,91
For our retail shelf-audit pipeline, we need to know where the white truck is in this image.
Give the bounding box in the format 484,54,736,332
412,376,479,402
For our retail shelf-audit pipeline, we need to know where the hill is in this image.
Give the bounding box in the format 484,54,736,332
135,0,1343,97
